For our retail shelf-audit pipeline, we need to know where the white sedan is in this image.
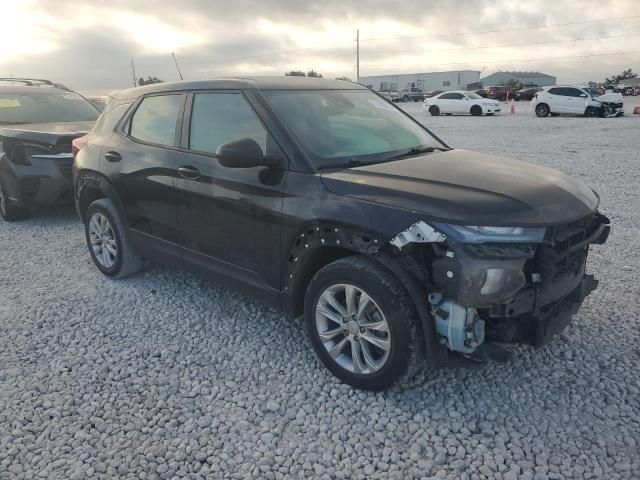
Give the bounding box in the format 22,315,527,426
423,91,501,116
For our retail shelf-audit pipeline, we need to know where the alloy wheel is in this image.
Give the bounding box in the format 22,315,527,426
89,212,118,268
536,104,550,117
315,283,391,374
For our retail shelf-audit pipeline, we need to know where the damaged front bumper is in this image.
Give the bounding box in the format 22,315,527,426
425,213,610,352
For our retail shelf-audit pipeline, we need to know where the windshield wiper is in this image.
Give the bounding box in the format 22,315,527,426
317,146,448,170
385,145,447,161
317,158,372,170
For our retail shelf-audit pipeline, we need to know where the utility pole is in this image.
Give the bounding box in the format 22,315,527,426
356,29,360,83
131,58,137,87
171,52,184,80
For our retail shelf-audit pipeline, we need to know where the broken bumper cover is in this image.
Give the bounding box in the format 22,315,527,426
1,154,74,207
533,274,598,346
430,213,610,349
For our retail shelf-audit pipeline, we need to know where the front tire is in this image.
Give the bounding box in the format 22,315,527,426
535,103,550,117
585,106,600,118
304,256,423,390
429,105,440,116
84,198,142,279
470,105,483,116
0,180,29,222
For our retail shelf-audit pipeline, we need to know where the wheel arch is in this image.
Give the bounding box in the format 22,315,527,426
282,222,383,318
75,169,124,222
281,221,447,369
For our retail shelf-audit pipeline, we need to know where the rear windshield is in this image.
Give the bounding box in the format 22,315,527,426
0,92,100,125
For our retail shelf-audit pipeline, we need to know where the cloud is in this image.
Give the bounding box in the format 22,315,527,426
1,0,638,93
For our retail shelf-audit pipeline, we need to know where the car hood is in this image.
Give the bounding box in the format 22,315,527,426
0,121,94,147
321,149,599,227
592,93,623,103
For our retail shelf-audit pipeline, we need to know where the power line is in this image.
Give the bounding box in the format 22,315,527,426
181,15,640,68
364,32,640,55
360,50,640,69
361,15,640,42
186,32,640,75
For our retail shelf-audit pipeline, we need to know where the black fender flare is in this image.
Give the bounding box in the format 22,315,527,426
282,222,383,316
75,169,126,222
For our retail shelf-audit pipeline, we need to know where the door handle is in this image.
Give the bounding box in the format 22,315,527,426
178,166,201,180
104,151,121,162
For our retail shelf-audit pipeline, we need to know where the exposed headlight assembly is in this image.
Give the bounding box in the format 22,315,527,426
432,223,545,244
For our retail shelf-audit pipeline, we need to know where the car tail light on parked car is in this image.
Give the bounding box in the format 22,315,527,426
72,136,88,160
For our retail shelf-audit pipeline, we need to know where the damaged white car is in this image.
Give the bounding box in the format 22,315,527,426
532,85,624,118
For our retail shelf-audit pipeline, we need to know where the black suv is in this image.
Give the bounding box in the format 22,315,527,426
74,77,609,390
0,79,100,220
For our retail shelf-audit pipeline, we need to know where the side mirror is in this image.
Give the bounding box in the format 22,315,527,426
216,138,284,169
579,93,587,98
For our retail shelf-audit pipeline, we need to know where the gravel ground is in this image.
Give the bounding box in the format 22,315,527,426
1,100,639,480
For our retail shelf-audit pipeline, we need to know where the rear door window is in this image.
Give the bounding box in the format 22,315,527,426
548,88,563,96
188,92,267,155
129,94,182,146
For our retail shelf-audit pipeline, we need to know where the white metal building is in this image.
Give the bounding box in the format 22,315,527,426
359,71,481,92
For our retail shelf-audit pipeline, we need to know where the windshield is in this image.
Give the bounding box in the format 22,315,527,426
0,92,100,125
585,87,603,97
264,89,444,168
465,92,483,99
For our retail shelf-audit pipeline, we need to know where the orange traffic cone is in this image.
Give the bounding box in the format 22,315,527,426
510,101,516,114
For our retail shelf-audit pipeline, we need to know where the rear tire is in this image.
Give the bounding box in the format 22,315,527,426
535,103,550,117
429,105,440,116
0,180,29,222
304,256,424,391
84,198,142,279
470,105,483,116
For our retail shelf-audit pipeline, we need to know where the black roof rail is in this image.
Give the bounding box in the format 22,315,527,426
0,78,71,91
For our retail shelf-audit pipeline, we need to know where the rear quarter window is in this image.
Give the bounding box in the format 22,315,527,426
129,95,182,146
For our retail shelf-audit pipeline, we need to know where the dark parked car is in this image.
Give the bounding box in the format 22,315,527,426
485,86,514,101
74,77,609,390
472,89,488,98
0,78,100,221
514,87,542,101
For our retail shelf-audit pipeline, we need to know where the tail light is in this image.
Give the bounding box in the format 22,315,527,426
72,136,88,160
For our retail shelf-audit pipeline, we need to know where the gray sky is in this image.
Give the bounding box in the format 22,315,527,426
1,0,639,94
